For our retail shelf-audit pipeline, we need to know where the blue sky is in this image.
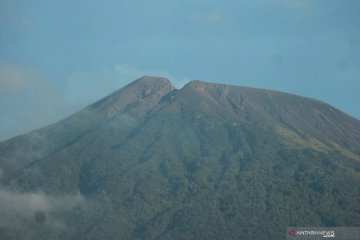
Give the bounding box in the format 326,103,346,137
0,0,359,140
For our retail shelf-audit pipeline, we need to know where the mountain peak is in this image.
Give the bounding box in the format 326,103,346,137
185,79,206,87
126,75,176,98
88,76,176,118
134,75,173,84
1,76,360,240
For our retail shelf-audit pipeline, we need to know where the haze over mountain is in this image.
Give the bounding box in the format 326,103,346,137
0,76,359,240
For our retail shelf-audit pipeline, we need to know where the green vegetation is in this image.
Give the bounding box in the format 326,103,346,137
0,77,359,240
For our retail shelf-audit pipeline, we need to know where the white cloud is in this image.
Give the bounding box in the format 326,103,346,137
0,188,85,217
0,188,85,227
0,188,87,239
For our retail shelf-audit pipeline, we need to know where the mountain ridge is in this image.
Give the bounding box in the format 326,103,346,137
2,76,359,142
0,76,359,240
1,76,359,182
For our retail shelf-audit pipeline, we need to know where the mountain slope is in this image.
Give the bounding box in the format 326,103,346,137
0,76,359,240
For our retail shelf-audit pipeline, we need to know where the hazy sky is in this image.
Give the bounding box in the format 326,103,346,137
1,0,359,141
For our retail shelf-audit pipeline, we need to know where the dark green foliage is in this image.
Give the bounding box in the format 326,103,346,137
0,77,359,239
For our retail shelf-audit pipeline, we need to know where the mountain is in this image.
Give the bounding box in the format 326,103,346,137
0,76,359,240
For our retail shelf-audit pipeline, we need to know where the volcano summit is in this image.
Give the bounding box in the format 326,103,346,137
0,76,359,240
